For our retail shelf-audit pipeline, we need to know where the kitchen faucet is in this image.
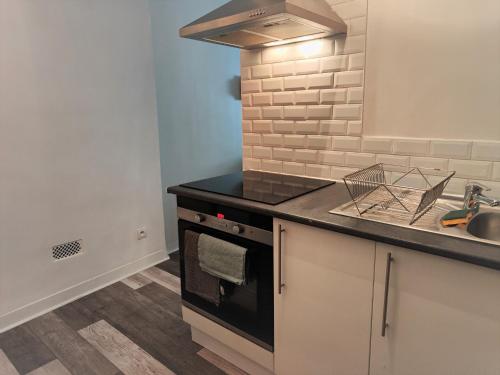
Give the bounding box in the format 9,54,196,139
463,182,500,209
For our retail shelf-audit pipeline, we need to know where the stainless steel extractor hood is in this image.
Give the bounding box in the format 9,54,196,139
179,0,346,49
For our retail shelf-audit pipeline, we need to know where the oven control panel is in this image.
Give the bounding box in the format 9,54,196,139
177,207,273,246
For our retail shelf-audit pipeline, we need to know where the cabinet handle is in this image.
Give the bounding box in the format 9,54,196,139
278,225,286,295
381,252,394,337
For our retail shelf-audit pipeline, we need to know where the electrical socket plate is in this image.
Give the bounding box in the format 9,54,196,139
137,228,147,240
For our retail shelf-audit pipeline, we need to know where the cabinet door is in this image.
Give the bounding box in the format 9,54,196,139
274,219,375,375
371,243,500,375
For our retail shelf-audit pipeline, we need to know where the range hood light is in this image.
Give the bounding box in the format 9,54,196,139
263,34,322,47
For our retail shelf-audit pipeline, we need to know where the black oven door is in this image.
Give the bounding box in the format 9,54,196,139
178,219,274,350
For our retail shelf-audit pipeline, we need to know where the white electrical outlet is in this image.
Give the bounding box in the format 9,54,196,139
137,228,147,240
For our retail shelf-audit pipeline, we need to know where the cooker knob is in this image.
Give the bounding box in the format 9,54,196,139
232,225,243,234
194,214,205,223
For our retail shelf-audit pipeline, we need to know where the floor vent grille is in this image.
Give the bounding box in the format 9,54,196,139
52,240,83,260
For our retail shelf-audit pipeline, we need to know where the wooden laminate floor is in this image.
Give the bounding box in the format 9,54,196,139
0,252,247,375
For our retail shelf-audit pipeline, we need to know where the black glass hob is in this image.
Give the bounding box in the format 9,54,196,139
181,170,335,205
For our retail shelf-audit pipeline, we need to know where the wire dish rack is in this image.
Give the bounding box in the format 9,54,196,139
342,163,456,225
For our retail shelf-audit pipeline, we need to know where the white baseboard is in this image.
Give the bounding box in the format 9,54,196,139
167,247,179,254
0,249,168,333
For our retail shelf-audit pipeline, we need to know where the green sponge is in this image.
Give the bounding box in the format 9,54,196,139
440,207,479,227
442,209,470,221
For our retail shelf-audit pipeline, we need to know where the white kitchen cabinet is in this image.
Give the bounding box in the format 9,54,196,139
273,219,375,375
371,242,500,375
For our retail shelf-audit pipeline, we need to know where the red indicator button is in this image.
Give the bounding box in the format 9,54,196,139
217,213,225,220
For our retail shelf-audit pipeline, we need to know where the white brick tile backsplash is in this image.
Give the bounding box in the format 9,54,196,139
306,164,331,178
262,45,292,64
262,159,283,173
284,135,307,148
436,177,467,195
333,104,362,120
252,146,273,159
391,172,428,189
348,17,367,36
241,67,251,81
283,162,306,176
251,64,272,79
308,105,333,119
241,50,262,67
430,140,472,159
291,38,334,60
295,90,320,104
376,154,410,167
262,133,283,147
296,59,320,75
252,120,273,133
332,0,367,19
333,136,361,151
307,135,332,150
349,53,365,70
347,87,364,103
362,138,393,153
262,106,283,119
274,120,295,133
273,148,294,161
347,121,362,136
448,160,492,179
308,73,334,89
334,71,364,87
284,76,308,90
335,35,366,55
252,93,272,106
240,20,499,185
262,78,283,92
243,158,261,170
243,107,261,120
273,92,295,105
410,157,449,171
295,149,318,163
472,141,500,162
320,120,348,135
321,55,349,73
295,121,319,134
242,94,252,107
242,120,252,132
393,139,430,156
243,133,261,146
273,61,295,77
243,146,252,158
241,80,262,93
321,89,347,104
345,152,376,167
493,163,500,181
331,166,358,180
318,151,345,165
284,106,307,119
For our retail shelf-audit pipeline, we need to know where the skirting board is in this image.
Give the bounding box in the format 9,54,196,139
0,249,168,333
182,306,274,375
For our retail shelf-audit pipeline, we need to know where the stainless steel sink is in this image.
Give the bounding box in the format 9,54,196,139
467,212,500,242
331,194,500,246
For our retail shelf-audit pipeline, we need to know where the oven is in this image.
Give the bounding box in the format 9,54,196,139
177,196,274,351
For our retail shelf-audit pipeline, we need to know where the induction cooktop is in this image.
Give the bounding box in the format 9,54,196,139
181,170,335,205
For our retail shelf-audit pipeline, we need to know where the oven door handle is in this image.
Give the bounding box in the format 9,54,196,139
278,224,286,295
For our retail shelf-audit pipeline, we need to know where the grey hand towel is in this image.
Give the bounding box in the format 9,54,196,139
184,230,220,306
198,234,247,285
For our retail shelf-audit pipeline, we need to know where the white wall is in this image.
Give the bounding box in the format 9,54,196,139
364,0,500,140
0,0,166,330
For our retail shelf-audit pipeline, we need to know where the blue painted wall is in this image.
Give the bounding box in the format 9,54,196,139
149,0,242,252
